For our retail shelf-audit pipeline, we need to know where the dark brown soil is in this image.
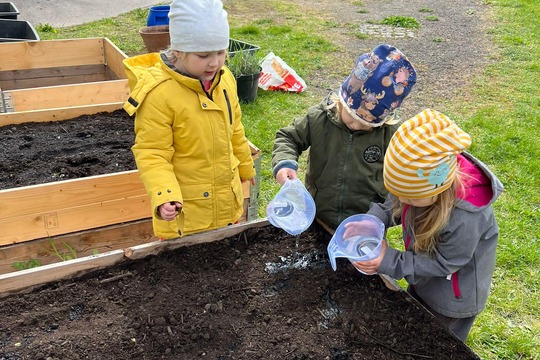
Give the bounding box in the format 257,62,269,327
0,225,478,359
0,110,135,190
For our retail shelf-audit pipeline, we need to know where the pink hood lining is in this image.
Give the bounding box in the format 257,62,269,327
456,154,493,207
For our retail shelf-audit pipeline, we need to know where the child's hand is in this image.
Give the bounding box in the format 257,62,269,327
158,201,182,221
276,168,298,185
352,241,387,275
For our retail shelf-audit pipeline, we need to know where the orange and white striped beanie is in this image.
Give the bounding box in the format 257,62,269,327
383,109,472,199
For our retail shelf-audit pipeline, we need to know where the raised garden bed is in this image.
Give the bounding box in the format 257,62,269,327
0,109,261,279
0,38,258,250
0,104,478,359
0,37,129,119
0,223,479,359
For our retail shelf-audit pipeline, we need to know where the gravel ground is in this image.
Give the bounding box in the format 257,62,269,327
13,0,163,27
228,0,494,121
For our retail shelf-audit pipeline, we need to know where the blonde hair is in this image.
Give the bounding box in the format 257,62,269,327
392,170,466,255
162,47,180,64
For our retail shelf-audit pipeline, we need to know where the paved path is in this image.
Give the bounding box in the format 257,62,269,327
13,0,165,27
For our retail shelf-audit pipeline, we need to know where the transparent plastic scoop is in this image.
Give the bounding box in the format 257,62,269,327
327,214,385,273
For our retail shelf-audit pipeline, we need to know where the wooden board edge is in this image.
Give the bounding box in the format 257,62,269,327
6,79,129,111
248,140,261,160
0,194,151,247
103,38,128,79
0,219,153,275
0,38,106,71
125,218,270,260
0,102,124,126
0,169,144,219
0,249,125,297
378,273,403,292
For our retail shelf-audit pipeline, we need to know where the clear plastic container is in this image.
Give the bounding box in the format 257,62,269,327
327,214,385,274
266,179,315,235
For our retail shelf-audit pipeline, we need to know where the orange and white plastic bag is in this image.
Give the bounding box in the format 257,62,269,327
258,52,307,93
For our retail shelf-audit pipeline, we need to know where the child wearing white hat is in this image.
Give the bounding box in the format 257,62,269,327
122,0,255,239
349,109,504,342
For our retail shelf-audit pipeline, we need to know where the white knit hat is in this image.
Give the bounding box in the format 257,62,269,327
168,0,230,52
383,109,472,199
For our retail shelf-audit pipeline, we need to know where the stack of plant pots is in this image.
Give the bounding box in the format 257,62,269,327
139,5,171,53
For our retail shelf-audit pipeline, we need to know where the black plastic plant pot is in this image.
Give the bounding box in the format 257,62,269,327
228,38,260,58
0,19,39,42
236,72,261,104
0,2,19,20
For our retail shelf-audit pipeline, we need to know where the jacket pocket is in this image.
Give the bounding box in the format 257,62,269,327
182,183,214,232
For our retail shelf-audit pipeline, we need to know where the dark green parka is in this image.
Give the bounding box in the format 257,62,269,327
272,94,399,230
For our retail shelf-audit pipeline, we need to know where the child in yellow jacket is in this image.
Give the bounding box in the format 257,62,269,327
123,0,255,239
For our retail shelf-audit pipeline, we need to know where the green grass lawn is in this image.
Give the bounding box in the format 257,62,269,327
35,0,539,358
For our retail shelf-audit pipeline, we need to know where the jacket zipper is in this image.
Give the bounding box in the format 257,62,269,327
223,89,232,125
338,134,354,220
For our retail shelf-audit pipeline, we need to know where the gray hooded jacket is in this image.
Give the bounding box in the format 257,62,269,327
368,152,504,318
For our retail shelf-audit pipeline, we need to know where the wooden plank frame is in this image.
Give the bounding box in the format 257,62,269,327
0,37,128,91
0,37,129,121
0,142,260,279
0,38,129,126
4,80,129,113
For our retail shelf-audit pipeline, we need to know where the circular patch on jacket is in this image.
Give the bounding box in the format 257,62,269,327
364,145,382,163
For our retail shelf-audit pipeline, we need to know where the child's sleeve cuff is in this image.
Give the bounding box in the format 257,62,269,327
272,160,298,178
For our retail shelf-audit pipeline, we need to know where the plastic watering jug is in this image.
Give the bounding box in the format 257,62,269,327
266,179,315,235
327,214,385,274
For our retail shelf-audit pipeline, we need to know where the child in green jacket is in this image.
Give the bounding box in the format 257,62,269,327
272,44,416,233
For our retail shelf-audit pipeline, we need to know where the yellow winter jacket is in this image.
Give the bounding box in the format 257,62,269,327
123,53,256,239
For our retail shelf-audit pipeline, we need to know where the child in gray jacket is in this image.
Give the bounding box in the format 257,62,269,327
349,109,504,342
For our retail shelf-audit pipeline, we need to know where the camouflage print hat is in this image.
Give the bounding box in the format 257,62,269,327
339,44,417,127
